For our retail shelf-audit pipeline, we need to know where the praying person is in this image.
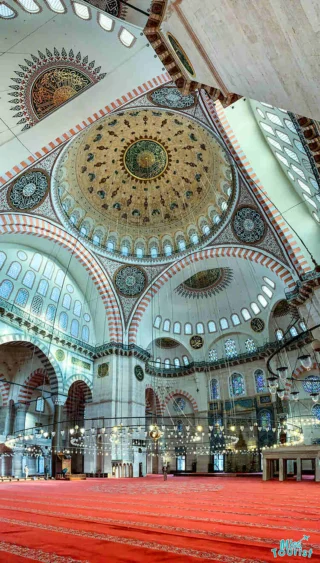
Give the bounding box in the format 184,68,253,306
162,465,167,481
24,465,29,479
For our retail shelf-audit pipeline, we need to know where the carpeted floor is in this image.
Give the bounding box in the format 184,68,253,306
0,475,319,562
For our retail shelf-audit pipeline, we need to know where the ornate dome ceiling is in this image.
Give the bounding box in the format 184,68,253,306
53,108,236,263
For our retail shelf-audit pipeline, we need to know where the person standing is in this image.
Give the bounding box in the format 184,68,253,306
44,465,49,480
162,465,167,481
24,465,29,479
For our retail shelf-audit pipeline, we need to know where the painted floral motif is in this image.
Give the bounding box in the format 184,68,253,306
150,87,195,109
114,265,146,297
8,171,49,210
233,207,265,243
123,139,168,181
175,267,233,299
9,48,106,131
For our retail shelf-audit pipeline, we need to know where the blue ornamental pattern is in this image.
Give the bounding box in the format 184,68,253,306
150,87,195,109
8,171,49,210
233,207,265,243
303,375,320,394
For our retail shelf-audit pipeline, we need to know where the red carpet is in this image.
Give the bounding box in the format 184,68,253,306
0,476,319,562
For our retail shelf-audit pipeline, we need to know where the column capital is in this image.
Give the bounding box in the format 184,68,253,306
15,402,30,412
52,394,66,406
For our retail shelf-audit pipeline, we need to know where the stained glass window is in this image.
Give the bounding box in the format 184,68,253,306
163,319,170,332
254,369,266,393
7,261,21,280
51,287,61,303
0,252,6,270
17,0,40,12
209,349,218,361
276,329,283,341
225,339,238,359
72,2,90,19
312,404,320,421
46,304,56,323
59,312,68,330
230,372,245,397
245,338,256,353
15,288,29,308
22,270,35,289
43,261,54,279
82,325,89,342
31,295,43,316
71,319,79,338
98,12,114,31
259,409,271,430
177,420,183,432
63,294,71,310
45,0,65,13
74,300,82,317
303,375,320,394
154,315,161,329
0,280,13,300
173,397,186,412
173,322,181,334
37,279,48,297
208,321,216,333
210,378,219,400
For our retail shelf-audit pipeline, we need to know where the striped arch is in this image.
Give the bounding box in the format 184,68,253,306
65,375,93,402
0,214,123,342
202,94,310,275
145,385,162,416
0,375,10,407
0,333,63,395
128,246,296,344
284,362,319,399
17,368,49,404
161,390,198,415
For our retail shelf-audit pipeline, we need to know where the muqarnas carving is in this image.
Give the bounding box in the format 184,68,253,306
9,48,106,131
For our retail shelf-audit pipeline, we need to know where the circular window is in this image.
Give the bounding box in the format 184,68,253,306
17,251,27,261
66,284,74,293
84,313,91,322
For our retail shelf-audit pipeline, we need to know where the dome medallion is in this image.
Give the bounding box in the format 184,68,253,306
53,108,237,265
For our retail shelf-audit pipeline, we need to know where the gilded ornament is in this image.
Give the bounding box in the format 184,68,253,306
190,335,204,349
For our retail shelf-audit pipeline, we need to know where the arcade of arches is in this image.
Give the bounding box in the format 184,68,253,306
0,1,320,562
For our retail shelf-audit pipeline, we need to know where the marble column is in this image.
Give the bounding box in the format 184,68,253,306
4,401,15,437
12,402,29,478
279,458,286,482
315,458,320,482
51,395,66,477
296,457,302,481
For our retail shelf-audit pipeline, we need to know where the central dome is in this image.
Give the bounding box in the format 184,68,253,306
54,108,236,262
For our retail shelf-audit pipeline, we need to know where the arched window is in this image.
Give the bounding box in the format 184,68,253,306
93,233,101,246
245,338,256,353
208,321,216,333
155,358,161,368
44,0,65,13
63,294,71,310
202,224,210,235
276,329,283,341
164,244,172,256
241,308,251,321
150,246,158,258
174,358,180,367
0,252,6,270
51,287,60,303
153,315,161,329
184,323,192,335
225,339,238,359
196,322,204,334
190,233,199,245
82,325,89,342
0,280,13,300
98,12,114,31
209,349,217,361
262,285,273,299
230,372,245,397
136,247,143,259
263,277,275,289
55,270,64,287
163,319,171,332
7,261,21,280
31,295,43,316
119,26,136,47
250,302,260,315
254,369,266,393
231,314,241,326
74,300,82,317
210,378,219,400
220,317,229,330
22,270,35,289
299,321,307,332
46,304,56,323
257,294,268,308
37,279,48,297
71,319,79,338
107,240,115,252
72,1,90,19
16,0,40,12
164,358,170,369
30,253,42,272
0,3,17,17
59,312,68,330
259,409,271,430
289,326,298,337
173,322,181,334
15,288,29,308
177,420,183,432
43,261,54,279
182,355,189,366
121,245,129,256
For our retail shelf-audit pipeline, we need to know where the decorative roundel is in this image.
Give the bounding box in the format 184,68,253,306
55,349,65,362
8,170,49,211
149,87,195,110
134,365,144,382
123,138,169,181
115,265,146,297
233,207,265,243
251,318,265,333
173,397,186,412
98,363,109,378
303,375,320,394
190,335,204,349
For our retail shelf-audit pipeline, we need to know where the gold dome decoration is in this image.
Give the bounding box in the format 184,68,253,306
54,108,235,262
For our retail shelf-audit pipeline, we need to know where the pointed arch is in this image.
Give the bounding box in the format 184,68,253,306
145,385,162,416
17,368,50,403
0,375,10,407
65,374,93,400
161,389,198,414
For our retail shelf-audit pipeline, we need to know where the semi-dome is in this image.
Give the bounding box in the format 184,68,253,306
53,108,236,263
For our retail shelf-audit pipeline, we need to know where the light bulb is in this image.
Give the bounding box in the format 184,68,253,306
197,425,203,432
